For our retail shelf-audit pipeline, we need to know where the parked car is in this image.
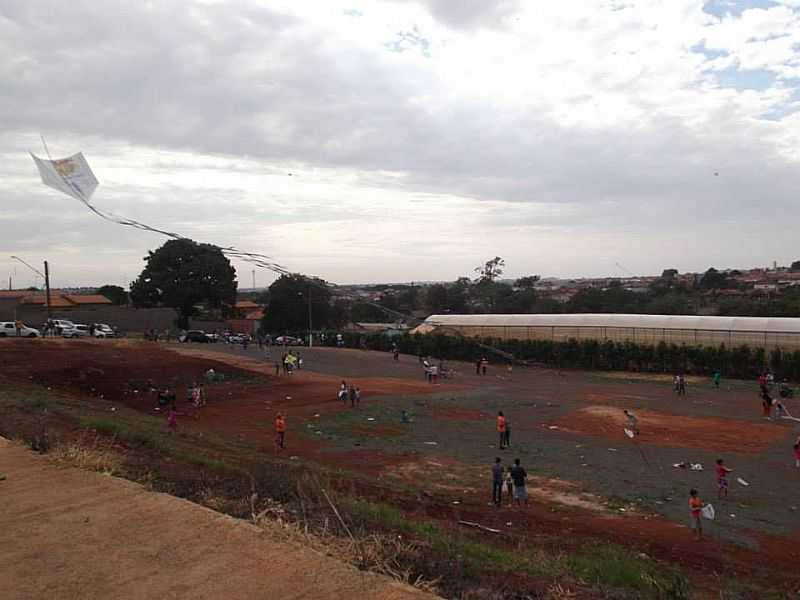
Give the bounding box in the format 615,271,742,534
48,319,75,335
179,330,211,343
92,323,116,338
227,334,251,344
275,335,302,345
0,321,41,337
62,324,91,338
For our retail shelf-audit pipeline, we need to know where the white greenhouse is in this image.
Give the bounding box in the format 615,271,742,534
414,314,800,350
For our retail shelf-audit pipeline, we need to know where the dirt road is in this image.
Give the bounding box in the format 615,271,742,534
0,438,436,600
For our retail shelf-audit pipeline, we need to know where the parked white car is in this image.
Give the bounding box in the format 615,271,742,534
62,324,91,338
49,319,76,335
0,321,41,337
93,323,116,338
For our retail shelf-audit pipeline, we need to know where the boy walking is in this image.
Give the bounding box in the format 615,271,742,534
491,457,503,507
510,458,528,506
623,409,639,435
715,458,733,499
689,489,704,540
275,413,286,450
496,411,507,450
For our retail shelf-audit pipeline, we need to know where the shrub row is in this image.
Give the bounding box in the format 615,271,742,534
319,330,800,380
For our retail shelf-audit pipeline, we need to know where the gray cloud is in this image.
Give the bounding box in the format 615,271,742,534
393,0,521,29
1,0,800,284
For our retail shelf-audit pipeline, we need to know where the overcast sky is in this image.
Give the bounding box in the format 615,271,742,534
2,0,800,289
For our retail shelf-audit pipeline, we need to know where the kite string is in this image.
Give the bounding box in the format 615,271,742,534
34,143,523,358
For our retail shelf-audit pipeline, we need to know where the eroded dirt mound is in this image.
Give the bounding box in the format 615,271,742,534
554,405,790,453
0,439,437,600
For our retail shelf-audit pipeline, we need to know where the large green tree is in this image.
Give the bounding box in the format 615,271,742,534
96,284,128,305
129,239,237,328
261,274,338,334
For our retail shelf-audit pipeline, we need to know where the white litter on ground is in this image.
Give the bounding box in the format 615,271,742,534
737,477,750,486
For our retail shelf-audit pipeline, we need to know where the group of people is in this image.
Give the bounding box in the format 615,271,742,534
757,372,795,420
337,381,361,407
278,351,302,375
688,458,734,540
419,356,451,383
491,457,528,507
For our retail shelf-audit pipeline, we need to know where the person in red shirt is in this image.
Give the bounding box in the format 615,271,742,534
794,439,800,469
715,458,733,499
275,413,286,450
688,488,704,540
496,411,507,449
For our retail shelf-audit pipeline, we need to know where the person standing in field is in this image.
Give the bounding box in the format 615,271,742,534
503,415,511,448
677,374,687,396
794,440,800,468
760,386,773,419
275,413,286,450
689,489,704,540
712,371,721,389
510,458,528,506
496,411,507,450
505,466,514,504
354,387,361,407
623,409,639,435
491,457,503,507
166,404,178,434
715,458,733,499
475,359,481,375
481,357,489,376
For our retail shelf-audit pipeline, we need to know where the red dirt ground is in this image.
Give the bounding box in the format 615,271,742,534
430,407,487,421
3,339,799,596
0,339,452,476
554,405,791,453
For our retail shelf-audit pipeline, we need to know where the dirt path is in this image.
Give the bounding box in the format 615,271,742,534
0,438,437,600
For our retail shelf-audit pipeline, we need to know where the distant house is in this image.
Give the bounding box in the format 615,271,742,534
226,303,265,336
0,290,112,320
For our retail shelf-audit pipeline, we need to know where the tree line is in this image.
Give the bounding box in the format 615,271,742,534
118,241,800,331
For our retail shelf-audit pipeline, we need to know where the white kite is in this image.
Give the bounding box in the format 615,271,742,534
29,146,289,275
701,504,715,520
31,152,98,202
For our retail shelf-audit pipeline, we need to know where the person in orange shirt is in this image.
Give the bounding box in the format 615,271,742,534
688,488,704,540
275,413,286,450
496,411,507,450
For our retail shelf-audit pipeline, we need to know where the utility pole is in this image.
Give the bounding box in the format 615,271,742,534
44,260,52,319
252,269,256,290
307,285,313,348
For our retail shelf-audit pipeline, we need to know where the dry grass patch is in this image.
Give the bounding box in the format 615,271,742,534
51,434,123,475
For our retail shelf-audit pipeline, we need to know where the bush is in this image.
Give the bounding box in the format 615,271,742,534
323,330,791,380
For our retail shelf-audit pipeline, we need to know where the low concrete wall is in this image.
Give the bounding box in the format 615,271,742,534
16,306,179,333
